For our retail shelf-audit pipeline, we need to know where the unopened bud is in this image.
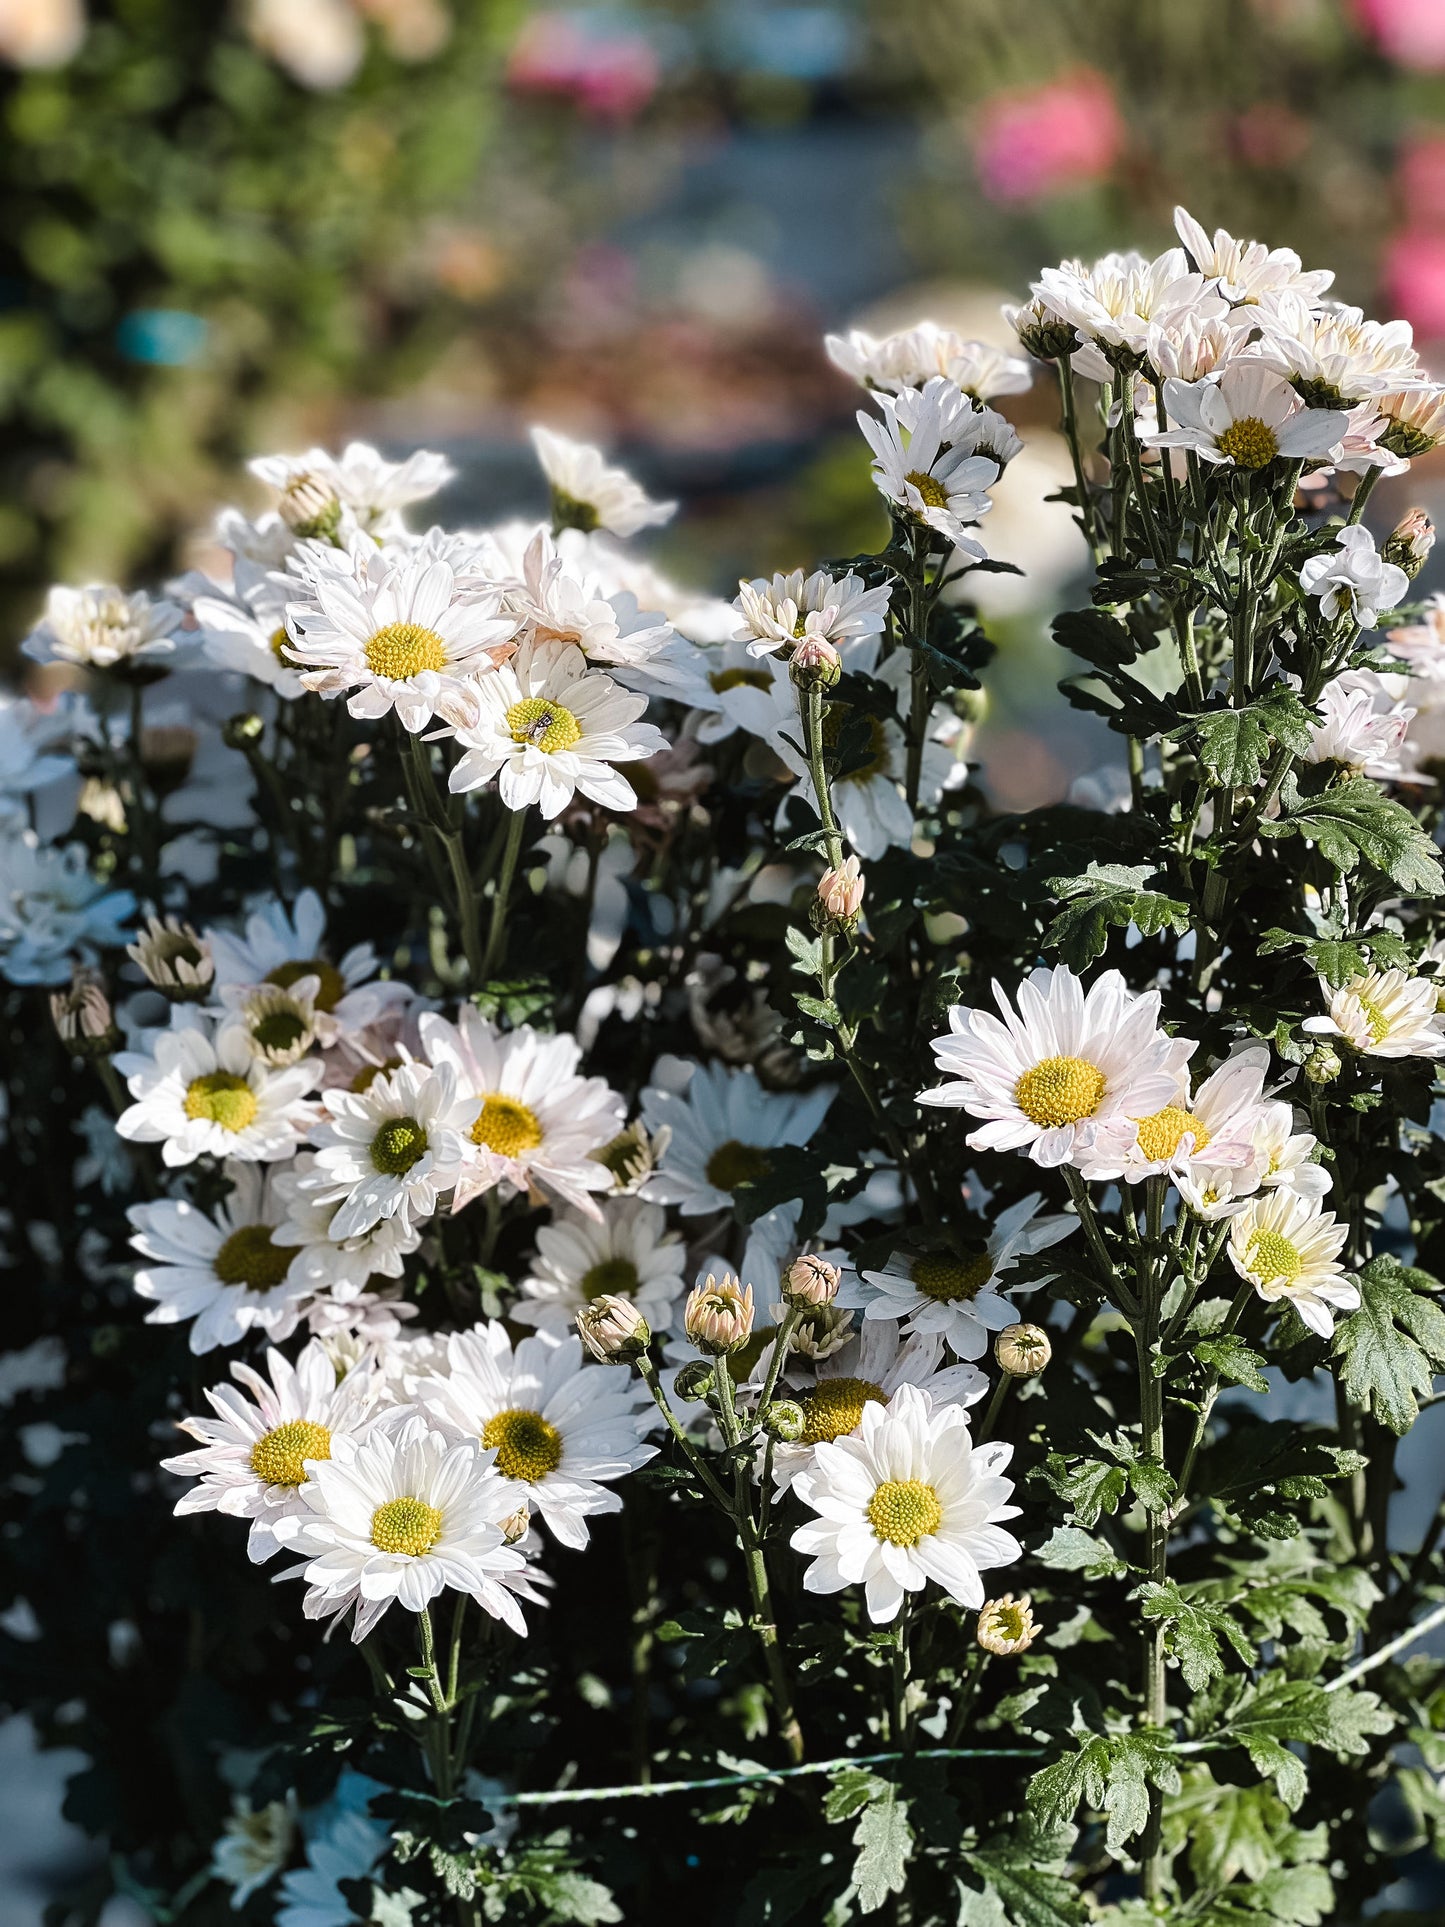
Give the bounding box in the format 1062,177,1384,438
50,968,119,1056
789,636,842,691
501,1505,532,1545
672,1359,717,1403
127,914,214,1001
1383,507,1435,580
575,1294,650,1364
781,1253,841,1310
994,1322,1051,1379
761,1399,807,1442
976,1593,1038,1656
1305,1042,1343,1085
278,472,342,542
816,857,864,924
684,1273,755,1356
790,1304,854,1360
1005,295,1078,363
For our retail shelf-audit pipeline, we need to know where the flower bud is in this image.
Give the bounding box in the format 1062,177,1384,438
1383,507,1435,580
994,1322,1051,1379
1004,295,1078,363
976,1593,1038,1657
684,1273,755,1356
789,636,842,691
575,1294,650,1365
278,471,343,542
50,968,119,1056
790,1304,854,1360
817,857,864,924
501,1505,532,1545
781,1253,841,1310
672,1359,717,1403
761,1399,807,1442
1304,1042,1343,1085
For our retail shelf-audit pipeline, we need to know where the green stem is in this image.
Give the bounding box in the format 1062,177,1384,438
636,1358,733,1510
1134,1266,1169,1900
481,806,529,984
976,1371,1013,1445
1057,355,1102,565
1345,466,1382,526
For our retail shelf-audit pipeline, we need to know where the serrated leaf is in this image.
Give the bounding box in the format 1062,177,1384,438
1194,1334,1269,1393
1033,1526,1127,1578
1041,861,1189,970
1258,774,1445,895
824,1766,888,1824
1334,1253,1445,1434
852,1792,913,1913
1137,1581,1253,1690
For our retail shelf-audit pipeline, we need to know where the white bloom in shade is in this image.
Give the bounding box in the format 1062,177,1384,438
1087,1047,1273,1185
413,1324,656,1549
205,887,406,1033
303,1059,479,1239
514,1198,686,1333
274,1794,388,1927
212,1792,297,1907
790,1384,1021,1624
115,1010,318,1167
918,965,1185,1170
219,978,322,1067
1173,206,1333,309
448,638,666,816
825,323,1031,401
282,539,518,732
128,1163,314,1353
192,558,308,698
1303,968,1445,1059
0,835,134,986
0,690,83,811
249,440,455,539
22,583,181,670
271,1152,422,1295
1035,248,1223,363
846,1195,1075,1360
858,377,999,557
1141,362,1348,472
1227,1191,1356,1337
734,567,891,660
418,1009,625,1215
531,425,675,538
771,1324,985,1492
127,914,214,999
1305,673,1415,779
273,1415,533,1640
1299,526,1409,630
161,1341,380,1561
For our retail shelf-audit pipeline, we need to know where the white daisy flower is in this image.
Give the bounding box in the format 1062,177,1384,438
790,1383,1021,1624
1144,311,1250,383
510,527,674,677
302,1279,417,1344
205,887,407,1033
0,690,84,812
249,440,455,540
825,323,1032,401
0,834,134,986
191,557,308,697
161,1340,381,1561
1377,384,1445,458
1305,672,1415,780
514,1197,687,1333
211,1793,297,1908
1034,247,1223,364
1141,362,1348,472
128,1163,315,1352
22,583,182,671
1250,1100,1332,1200
733,567,892,660
115,1009,318,1167
918,965,1186,1170
282,539,518,733
273,1415,533,1641
302,1058,479,1239
1299,526,1409,630
271,1152,422,1296
418,1008,625,1216
1173,206,1334,309
1227,1190,1357,1338
1086,1047,1274,1186
447,638,668,817
530,425,675,538
413,1323,656,1550
1303,968,1445,1059
846,1195,1075,1360
858,376,999,557
218,978,322,1067
1258,297,1422,407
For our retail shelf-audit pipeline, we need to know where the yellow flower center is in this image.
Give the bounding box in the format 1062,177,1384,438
250,1419,332,1488
482,1407,564,1482
580,1257,641,1300
213,1223,293,1292
802,1376,887,1444
267,957,346,1012
1134,1105,1211,1163
705,1139,772,1192
369,1494,444,1556
980,1599,1031,1644
252,1008,309,1056
364,621,448,680
1216,416,1280,469
911,1251,994,1303
1247,1229,1303,1284
867,1478,943,1547
472,1094,544,1156
269,625,292,663
905,468,950,509
1355,990,1392,1043
351,1056,403,1092
1013,1055,1106,1129
370,1115,428,1175
183,1072,258,1133
505,696,583,753
708,667,772,693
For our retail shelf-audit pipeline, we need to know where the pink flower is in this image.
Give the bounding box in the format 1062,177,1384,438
972,69,1122,204
1398,133,1445,227
1382,229,1445,340
507,11,659,122
1355,0,1445,68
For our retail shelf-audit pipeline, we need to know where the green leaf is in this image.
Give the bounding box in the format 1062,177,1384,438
1194,1334,1268,1393
1334,1253,1445,1434
1033,1526,1127,1579
1178,691,1313,789
823,1766,888,1824
1026,1733,1177,1852
956,1855,1084,1927
1257,774,1445,895
852,1792,913,1914
1041,862,1189,971
1036,1452,1129,1528
1137,1581,1254,1690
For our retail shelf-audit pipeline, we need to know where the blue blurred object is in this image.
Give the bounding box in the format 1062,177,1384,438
115,308,208,366
709,5,858,80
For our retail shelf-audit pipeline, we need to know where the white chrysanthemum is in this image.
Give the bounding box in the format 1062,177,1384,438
1086,1048,1273,1185
274,1796,388,1927
22,583,182,671
1143,311,1246,383
413,1323,656,1549
531,425,675,538
1034,247,1223,362
447,637,667,816
418,1009,625,1215
0,834,134,986
304,1058,479,1240
211,1792,297,1908
1299,526,1409,630
858,377,999,557
249,440,455,539
0,691,83,813
205,887,408,1034
129,1163,315,1352
191,556,308,697
1305,672,1415,780
115,1010,318,1167
846,1195,1074,1360
161,1340,380,1561
825,323,1031,401
218,978,322,1066
509,527,674,677
273,1415,534,1641
918,965,1186,1170
1303,968,1445,1059
271,1151,422,1296
1250,1100,1332,1199
733,567,892,660
1377,384,1445,458
790,1384,1021,1623
1141,362,1348,472
1258,297,1422,406
1227,1190,1357,1337
1173,206,1334,309
514,1197,687,1332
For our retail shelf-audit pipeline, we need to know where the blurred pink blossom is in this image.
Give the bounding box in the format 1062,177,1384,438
1354,0,1445,69
1398,133,1445,227
1383,229,1445,340
508,10,659,122
972,68,1122,203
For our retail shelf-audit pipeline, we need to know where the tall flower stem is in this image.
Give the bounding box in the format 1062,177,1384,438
480,806,529,984
1057,356,1102,565
399,729,485,983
